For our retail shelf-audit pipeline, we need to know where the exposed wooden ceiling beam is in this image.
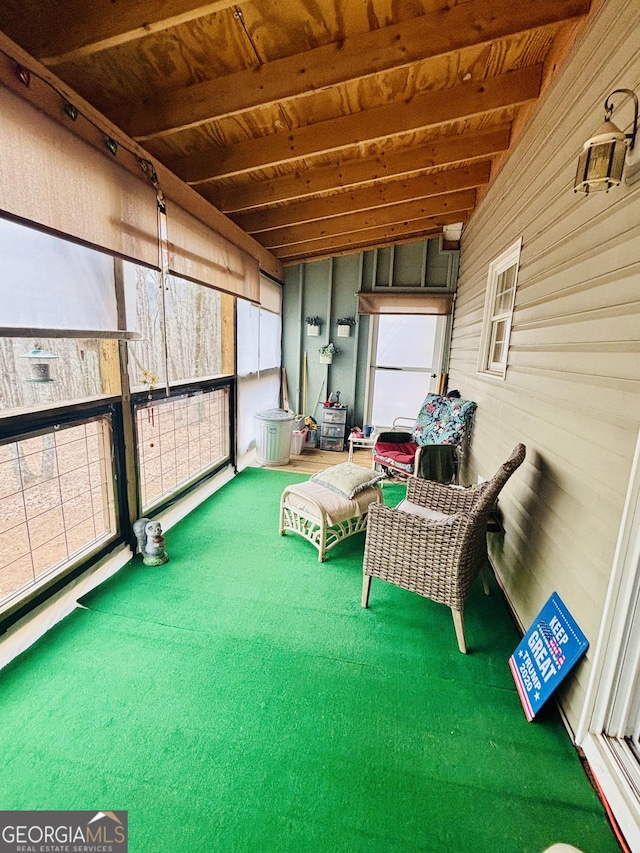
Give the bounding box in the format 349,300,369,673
274,213,468,264
276,231,442,264
204,126,511,213
232,161,490,234
17,2,243,65
119,0,589,140
173,65,541,184
259,190,476,250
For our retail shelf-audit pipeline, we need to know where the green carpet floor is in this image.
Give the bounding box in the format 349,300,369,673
0,467,619,852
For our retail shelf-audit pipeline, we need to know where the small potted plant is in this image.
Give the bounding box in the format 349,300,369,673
318,342,340,364
305,316,322,336
336,317,356,337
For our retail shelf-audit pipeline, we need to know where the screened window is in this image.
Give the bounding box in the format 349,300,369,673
164,275,222,383
478,239,522,379
135,387,230,512
0,417,117,611
0,336,112,415
124,265,223,392
0,217,127,416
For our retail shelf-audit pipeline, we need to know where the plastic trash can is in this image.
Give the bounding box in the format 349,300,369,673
255,408,295,465
290,427,308,455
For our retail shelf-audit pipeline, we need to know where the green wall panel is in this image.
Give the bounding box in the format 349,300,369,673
281,237,459,430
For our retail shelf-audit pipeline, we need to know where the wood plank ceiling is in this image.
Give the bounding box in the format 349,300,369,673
0,0,592,266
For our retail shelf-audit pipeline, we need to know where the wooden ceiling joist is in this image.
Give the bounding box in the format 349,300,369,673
172,65,542,184
11,1,242,65
231,161,490,235
260,190,476,250
204,126,511,213
0,0,595,264
273,213,469,264
119,0,589,140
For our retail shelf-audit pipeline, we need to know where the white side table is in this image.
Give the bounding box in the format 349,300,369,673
347,433,377,463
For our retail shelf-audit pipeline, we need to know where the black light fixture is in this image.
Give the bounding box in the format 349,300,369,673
63,101,79,121
574,88,638,194
105,136,118,155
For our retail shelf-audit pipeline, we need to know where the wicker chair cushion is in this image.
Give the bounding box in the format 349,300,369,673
395,498,453,523
311,462,384,499
283,481,381,526
412,394,477,447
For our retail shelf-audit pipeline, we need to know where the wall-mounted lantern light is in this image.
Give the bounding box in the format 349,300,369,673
20,345,58,382
574,88,638,194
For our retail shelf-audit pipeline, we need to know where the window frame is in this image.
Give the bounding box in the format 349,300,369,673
477,238,522,380
132,376,235,517
0,398,128,632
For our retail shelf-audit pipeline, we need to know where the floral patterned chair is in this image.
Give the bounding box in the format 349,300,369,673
371,393,477,482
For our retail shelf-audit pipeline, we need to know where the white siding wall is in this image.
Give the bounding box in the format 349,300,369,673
449,0,640,731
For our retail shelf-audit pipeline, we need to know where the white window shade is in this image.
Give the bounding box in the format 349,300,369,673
236,372,281,467
237,299,260,377
237,299,282,376
0,216,133,338
259,310,281,371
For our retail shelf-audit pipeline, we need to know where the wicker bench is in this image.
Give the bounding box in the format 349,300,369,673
279,480,382,561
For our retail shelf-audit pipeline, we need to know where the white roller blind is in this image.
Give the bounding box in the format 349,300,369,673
236,372,281,467
259,310,281,371
237,299,282,376
236,299,260,377
0,216,119,334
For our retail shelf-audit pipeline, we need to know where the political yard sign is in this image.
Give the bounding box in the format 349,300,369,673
509,592,589,721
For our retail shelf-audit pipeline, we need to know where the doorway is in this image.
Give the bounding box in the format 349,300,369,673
367,314,446,429
578,428,640,848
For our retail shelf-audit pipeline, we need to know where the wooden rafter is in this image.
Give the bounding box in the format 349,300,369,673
13,1,243,65
274,213,468,264
204,126,511,213
0,0,597,265
259,190,476,250
118,0,589,140
172,65,543,184
231,162,490,235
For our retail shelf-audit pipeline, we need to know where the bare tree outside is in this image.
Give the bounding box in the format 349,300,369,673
127,266,222,392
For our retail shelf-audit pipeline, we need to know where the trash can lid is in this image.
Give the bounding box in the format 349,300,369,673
255,408,295,421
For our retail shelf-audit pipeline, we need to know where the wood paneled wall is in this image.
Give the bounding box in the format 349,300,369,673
449,0,640,731
282,238,459,430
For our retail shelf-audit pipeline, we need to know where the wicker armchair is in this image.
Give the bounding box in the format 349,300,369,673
362,444,526,653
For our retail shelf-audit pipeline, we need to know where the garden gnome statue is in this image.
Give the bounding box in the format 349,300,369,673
133,517,169,566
